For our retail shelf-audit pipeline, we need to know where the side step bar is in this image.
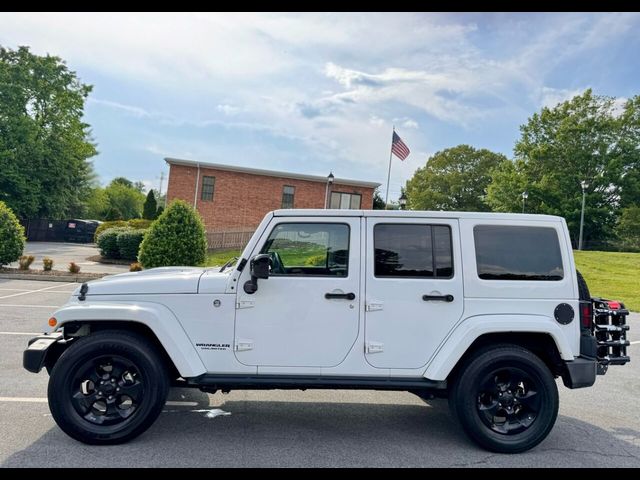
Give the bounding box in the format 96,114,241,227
186,374,447,393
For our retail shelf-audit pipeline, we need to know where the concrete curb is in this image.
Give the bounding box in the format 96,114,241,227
0,273,107,283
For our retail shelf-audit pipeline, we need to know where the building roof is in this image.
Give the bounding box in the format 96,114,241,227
165,157,381,189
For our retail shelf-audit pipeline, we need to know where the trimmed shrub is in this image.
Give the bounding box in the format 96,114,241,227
127,218,152,230
129,262,143,272
117,229,146,261
43,257,54,271
139,200,207,268
94,220,127,241
97,227,127,259
0,201,25,266
93,219,151,242
18,255,35,270
68,262,81,273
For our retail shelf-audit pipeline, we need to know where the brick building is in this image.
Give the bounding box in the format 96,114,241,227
165,158,380,237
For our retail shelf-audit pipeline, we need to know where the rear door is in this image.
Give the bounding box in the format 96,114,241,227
364,218,464,369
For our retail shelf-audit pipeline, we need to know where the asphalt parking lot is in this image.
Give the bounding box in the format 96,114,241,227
0,278,639,468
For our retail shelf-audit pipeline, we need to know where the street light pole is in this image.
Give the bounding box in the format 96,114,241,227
324,172,334,209
578,180,588,250
521,191,528,213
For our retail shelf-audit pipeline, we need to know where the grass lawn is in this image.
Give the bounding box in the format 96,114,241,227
204,248,639,311
204,249,242,267
574,250,639,311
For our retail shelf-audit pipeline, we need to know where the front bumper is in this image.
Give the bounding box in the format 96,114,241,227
23,332,65,373
561,356,596,389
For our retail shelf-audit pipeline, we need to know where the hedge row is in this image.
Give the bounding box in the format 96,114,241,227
97,227,147,261
94,219,152,242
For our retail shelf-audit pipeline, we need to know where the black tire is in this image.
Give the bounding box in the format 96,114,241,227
449,345,559,453
576,269,591,301
48,330,169,445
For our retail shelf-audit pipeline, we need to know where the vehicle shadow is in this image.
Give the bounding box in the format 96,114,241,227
3,392,640,467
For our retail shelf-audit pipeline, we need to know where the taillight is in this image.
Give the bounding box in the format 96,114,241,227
607,301,621,310
580,302,593,329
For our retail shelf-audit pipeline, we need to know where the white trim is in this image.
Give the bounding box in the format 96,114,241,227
165,157,381,189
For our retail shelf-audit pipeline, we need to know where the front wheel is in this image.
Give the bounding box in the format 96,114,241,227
48,330,169,445
449,345,559,453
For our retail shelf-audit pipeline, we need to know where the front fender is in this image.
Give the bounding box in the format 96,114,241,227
52,302,206,378
424,314,574,381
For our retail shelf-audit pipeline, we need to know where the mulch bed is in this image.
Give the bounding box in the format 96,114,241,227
0,268,104,281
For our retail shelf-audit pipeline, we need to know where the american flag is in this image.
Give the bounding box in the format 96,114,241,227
391,131,410,160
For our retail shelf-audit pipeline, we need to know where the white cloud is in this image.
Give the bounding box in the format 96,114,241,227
369,115,385,127
216,104,241,115
539,87,587,109
2,12,637,202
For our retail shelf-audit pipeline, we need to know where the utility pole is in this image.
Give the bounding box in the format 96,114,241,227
578,181,588,250
158,171,165,206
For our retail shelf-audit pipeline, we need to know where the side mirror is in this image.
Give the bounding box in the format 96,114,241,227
243,254,271,294
250,254,271,279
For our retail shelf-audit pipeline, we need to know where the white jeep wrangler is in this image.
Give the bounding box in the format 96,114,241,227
24,209,630,453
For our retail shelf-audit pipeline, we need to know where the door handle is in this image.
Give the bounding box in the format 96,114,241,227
422,294,454,302
325,292,356,300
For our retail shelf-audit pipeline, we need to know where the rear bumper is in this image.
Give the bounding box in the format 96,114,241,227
561,356,596,389
23,332,64,373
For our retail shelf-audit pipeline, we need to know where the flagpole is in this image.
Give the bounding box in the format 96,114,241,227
384,126,394,209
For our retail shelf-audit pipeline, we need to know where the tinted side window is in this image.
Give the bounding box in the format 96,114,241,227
261,223,349,277
474,225,564,281
374,224,453,278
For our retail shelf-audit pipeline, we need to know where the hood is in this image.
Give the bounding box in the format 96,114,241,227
74,267,206,296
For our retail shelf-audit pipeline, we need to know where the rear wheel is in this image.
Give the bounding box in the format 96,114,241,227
450,345,558,453
48,330,169,445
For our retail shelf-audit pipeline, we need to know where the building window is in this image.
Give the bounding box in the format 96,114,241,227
201,176,215,201
473,225,564,281
374,224,453,278
260,223,350,277
330,192,361,209
281,185,295,209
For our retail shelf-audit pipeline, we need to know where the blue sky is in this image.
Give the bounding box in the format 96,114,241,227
1,12,639,200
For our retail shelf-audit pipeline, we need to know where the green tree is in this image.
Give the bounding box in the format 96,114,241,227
405,145,507,211
372,188,386,209
488,89,639,246
103,180,145,220
142,190,158,220
616,206,640,251
0,45,97,219
85,187,109,220
0,201,25,266
155,205,164,217
139,200,207,268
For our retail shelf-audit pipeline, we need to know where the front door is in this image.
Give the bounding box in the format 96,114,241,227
364,218,464,369
234,218,361,368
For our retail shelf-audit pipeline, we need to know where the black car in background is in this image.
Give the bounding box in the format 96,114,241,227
63,219,102,243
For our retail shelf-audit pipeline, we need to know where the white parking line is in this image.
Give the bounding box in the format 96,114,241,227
0,397,199,407
0,331,41,335
0,304,61,309
0,288,32,292
0,283,75,300
0,397,47,403
630,341,639,345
